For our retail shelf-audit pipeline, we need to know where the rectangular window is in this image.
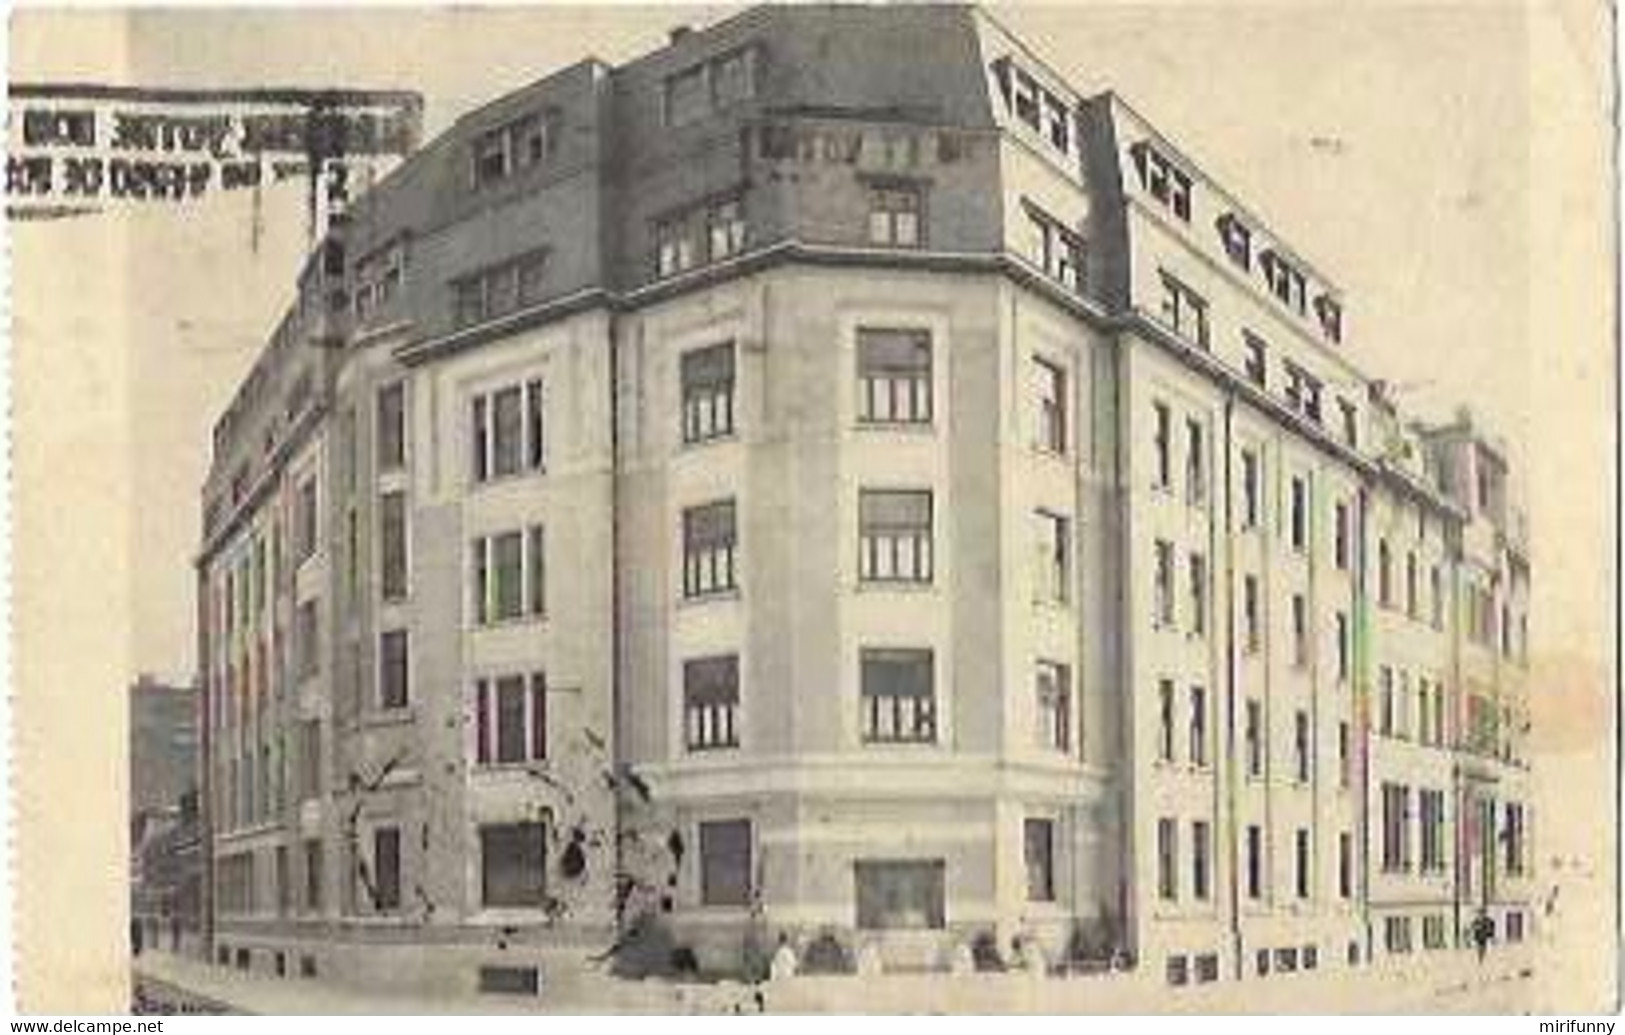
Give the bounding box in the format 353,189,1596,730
1430,566,1444,628
1157,679,1175,763
296,478,318,564
1034,356,1067,453
1336,611,1350,682
859,489,933,584
854,860,944,930
1295,828,1311,899
1338,721,1351,787
1241,449,1260,528
470,380,544,482
1132,143,1192,221
656,213,698,277
1026,207,1087,293
684,655,740,752
295,599,319,680
1159,271,1209,347
1246,825,1263,900
1290,476,1308,551
379,628,409,710
1378,540,1392,607
1292,594,1308,668
376,382,406,472
682,500,738,598
371,827,401,912
1339,398,1358,447
1035,660,1071,753
472,526,545,624
1189,686,1208,767
472,673,547,766
1243,574,1261,653
1338,831,1354,899
303,838,323,911
480,822,547,908
680,342,736,444
868,184,922,247
1024,818,1056,902
856,328,933,425
1191,819,1211,901
1156,817,1178,901
1334,502,1350,570
1188,552,1206,636
1295,710,1311,783
1406,552,1419,619
700,819,753,907
380,491,408,602
1035,510,1070,604
1245,698,1263,778
1152,401,1172,489
297,721,321,801
860,649,936,744
1420,789,1446,872
1154,540,1175,628
706,197,746,262
1284,362,1322,422
1185,419,1205,504
1242,332,1267,387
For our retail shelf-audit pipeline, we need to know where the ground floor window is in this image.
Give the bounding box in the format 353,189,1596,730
699,819,753,906
854,859,944,930
1024,818,1055,902
480,822,547,908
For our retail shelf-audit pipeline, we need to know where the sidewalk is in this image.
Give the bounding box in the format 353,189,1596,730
134,945,1537,1015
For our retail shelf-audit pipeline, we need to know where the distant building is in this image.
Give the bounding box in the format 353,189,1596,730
129,675,202,954
130,674,198,816
196,5,1532,996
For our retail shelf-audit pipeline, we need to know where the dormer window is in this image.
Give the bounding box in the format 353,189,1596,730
1216,213,1252,271
1283,362,1322,424
1315,293,1344,343
1261,250,1308,315
1044,96,1072,153
471,110,559,190
655,192,749,278
1131,142,1192,222
990,58,1074,159
663,46,758,128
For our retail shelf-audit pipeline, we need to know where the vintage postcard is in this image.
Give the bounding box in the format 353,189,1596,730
7,1,1617,1015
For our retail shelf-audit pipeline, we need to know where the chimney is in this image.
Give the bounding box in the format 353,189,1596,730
669,25,694,45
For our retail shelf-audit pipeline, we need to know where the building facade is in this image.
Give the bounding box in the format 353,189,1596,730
196,5,1533,996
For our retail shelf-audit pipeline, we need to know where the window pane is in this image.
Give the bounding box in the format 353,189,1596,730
493,532,523,619
491,387,523,477
700,819,752,906
496,676,526,763
379,629,408,710
854,860,944,930
480,822,546,907
377,383,405,470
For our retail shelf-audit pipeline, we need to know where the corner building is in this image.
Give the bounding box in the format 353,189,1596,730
197,5,1534,995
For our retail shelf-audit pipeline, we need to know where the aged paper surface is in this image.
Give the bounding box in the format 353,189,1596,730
7,1,1617,1014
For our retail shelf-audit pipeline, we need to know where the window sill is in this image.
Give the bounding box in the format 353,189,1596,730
856,579,936,594
470,468,547,492
853,420,935,435
362,707,415,730
471,760,549,775
678,431,740,453
473,613,549,631
680,588,742,609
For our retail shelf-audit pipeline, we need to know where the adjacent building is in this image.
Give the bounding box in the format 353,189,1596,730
129,675,203,953
195,4,1534,996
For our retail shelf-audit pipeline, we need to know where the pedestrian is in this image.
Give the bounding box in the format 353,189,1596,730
1471,912,1494,962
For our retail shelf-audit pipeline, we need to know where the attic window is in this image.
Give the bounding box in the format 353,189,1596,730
1314,294,1344,344
1261,250,1308,315
1131,142,1192,222
1216,213,1251,270
663,46,758,128
991,58,1074,158
471,111,559,190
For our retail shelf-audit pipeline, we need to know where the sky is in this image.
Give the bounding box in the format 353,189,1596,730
5,2,1560,682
